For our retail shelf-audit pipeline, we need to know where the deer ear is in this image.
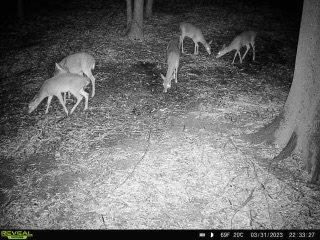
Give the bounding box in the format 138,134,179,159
55,63,63,71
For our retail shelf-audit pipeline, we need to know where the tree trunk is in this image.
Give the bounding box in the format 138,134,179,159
247,0,320,183
146,0,153,18
126,0,132,31
128,0,144,40
17,0,24,20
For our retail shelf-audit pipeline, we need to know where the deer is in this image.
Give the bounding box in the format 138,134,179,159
54,52,96,99
179,22,212,55
161,38,181,93
216,31,257,64
28,73,90,116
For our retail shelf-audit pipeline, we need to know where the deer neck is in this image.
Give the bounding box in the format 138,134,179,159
219,44,233,56
199,38,208,47
165,64,175,80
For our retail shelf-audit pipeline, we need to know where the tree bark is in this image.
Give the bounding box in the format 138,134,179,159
247,0,320,183
128,0,144,40
126,0,132,31
146,0,153,18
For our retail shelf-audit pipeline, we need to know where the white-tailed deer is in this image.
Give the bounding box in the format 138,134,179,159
54,52,96,97
161,39,180,93
216,31,257,64
28,73,90,115
179,22,212,55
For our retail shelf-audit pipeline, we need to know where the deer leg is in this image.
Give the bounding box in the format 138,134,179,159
63,93,66,105
251,43,255,61
238,50,243,64
232,51,238,64
84,70,95,98
45,96,53,114
242,44,250,62
69,92,83,114
163,80,168,93
175,68,178,83
180,36,184,53
79,89,89,111
194,42,199,55
56,94,69,115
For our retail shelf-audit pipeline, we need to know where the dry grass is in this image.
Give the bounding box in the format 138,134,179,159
1,1,319,229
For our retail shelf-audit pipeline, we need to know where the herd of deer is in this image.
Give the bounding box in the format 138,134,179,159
28,22,257,115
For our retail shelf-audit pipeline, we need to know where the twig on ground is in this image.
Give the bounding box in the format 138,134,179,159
231,140,274,228
111,127,152,194
230,187,255,228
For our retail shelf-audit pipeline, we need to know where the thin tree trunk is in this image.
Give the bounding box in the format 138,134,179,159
128,0,144,40
246,0,320,183
126,0,132,31
146,0,153,18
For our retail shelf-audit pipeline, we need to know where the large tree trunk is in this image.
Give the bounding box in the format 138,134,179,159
126,0,132,31
247,0,320,183
128,0,144,40
146,0,153,18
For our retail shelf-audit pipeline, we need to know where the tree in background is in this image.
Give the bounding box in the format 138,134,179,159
146,0,153,18
125,0,133,32
247,0,320,183
127,0,144,40
126,0,154,40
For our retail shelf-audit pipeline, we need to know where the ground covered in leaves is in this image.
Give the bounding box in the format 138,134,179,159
1,0,320,229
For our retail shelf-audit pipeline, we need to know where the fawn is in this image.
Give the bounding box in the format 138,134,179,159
28,73,90,115
216,31,257,64
179,22,212,55
161,38,181,93
54,52,96,97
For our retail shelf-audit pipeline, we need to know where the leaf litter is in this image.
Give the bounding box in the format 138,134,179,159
0,0,319,229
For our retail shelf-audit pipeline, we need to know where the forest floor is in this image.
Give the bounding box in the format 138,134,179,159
1,0,320,229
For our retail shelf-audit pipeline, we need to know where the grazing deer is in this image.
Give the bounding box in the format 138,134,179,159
179,22,212,55
216,31,257,64
54,52,96,97
28,73,90,115
161,39,180,93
